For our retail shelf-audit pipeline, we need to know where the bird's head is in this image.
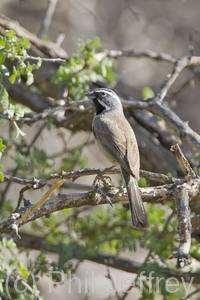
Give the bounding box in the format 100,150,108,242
86,88,123,114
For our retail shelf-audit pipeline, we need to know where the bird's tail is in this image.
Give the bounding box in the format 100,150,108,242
121,168,148,229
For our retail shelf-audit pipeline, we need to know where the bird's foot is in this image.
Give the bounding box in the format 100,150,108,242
92,174,113,207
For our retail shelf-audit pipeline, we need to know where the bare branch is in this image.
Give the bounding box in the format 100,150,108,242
1,174,200,234
105,267,121,300
0,13,68,59
155,57,189,103
16,179,65,226
6,53,66,62
10,234,200,284
104,49,177,64
38,0,58,39
3,167,177,188
170,144,196,181
89,254,200,284
188,29,199,57
16,186,31,211
122,98,200,151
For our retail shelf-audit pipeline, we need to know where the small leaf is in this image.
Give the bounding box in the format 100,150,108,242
26,62,33,72
26,72,34,85
0,65,10,77
19,262,30,279
9,73,16,84
6,30,16,40
0,51,5,64
142,87,154,99
0,172,4,181
0,139,6,152
0,36,6,49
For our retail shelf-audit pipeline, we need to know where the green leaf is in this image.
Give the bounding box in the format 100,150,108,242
26,62,33,72
0,87,9,111
18,38,30,50
26,72,34,85
9,73,16,84
36,57,42,68
0,51,5,64
0,172,4,181
0,138,6,153
18,262,30,279
6,29,16,40
0,36,6,49
142,86,155,99
0,64,9,77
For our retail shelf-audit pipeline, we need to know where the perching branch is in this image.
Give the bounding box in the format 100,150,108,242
3,167,176,189
1,165,200,232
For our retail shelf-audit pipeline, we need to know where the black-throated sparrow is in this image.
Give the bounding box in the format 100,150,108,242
86,88,148,229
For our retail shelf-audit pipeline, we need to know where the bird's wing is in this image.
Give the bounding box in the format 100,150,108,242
93,116,139,178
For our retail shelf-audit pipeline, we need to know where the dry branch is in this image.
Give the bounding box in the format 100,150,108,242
170,144,196,181
1,166,200,233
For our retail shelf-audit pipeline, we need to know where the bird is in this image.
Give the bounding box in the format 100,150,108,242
86,88,148,229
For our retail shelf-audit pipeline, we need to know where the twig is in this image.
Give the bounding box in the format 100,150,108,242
16,186,31,210
6,108,26,137
18,276,43,300
131,109,179,149
55,33,66,47
167,75,195,106
16,178,65,225
155,57,189,103
170,144,196,181
19,100,92,124
0,124,46,209
185,287,200,299
105,267,121,300
6,52,66,62
122,98,200,151
120,210,175,300
3,167,178,188
38,0,58,39
105,49,177,64
188,29,199,57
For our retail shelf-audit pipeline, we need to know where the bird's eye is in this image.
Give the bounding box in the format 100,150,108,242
101,92,106,97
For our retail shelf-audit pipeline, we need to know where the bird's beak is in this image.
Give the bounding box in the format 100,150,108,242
85,91,96,100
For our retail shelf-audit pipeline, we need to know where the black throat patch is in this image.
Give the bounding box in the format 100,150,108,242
93,99,106,114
